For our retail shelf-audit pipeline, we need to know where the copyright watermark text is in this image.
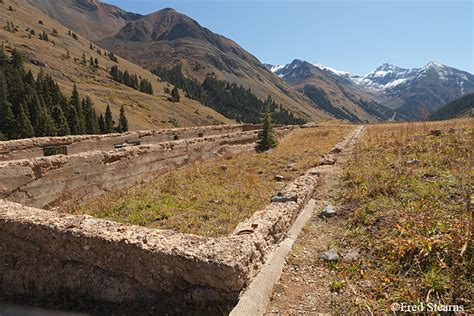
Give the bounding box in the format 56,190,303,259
391,302,465,313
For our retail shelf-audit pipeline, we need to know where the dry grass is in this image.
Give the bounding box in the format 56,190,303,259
332,118,473,314
67,125,354,237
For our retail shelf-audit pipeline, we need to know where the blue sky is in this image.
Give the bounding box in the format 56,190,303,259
105,0,473,75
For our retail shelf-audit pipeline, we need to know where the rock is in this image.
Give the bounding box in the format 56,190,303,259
302,122,317,129
406,159,421,166
448,128,459,134
430,129,443,136
319,204,336,218
330,146,342,154
271,194,298,203
319,249,340,262
275,175,285,182
320,156,336,165
342,249,360,262
285,163,298,171
220,165,229,171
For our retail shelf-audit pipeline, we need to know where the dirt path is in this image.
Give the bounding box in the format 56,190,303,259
265,126,365,315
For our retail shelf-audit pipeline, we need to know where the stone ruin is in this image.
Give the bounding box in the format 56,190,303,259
0,123,357,313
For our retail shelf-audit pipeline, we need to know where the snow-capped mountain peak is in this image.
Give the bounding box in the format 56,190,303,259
424,61,445,69
268,64,286,73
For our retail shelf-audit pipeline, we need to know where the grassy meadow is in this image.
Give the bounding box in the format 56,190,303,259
332,119,473,313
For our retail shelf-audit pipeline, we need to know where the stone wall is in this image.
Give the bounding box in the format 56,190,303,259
0,124,261,162
0,128,294,209
0,162,322,312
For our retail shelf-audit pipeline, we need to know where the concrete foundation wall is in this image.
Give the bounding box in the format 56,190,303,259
0,124,261,162
0,162,321,311
0,125,360,312
0,130,273,209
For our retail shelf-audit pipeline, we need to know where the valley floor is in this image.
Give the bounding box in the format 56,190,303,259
266,119,473,314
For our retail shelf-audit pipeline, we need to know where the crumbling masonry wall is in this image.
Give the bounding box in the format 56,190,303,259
0,124,261,162
0,125,363,312
0,126,292,209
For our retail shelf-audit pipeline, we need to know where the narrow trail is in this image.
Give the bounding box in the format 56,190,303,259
264,125,365,315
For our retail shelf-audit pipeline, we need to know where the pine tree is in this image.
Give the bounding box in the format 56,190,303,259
83,97,99,134
98,113,106,134
16,102,34,138
66,104,80,135
171,87,180,103
10,49,23,69
118,105,128,132
70,84,85,134
35,105,56,137
51,106,70,136
104,105,114,133
0,44,8,67
255,98,278,152
0,100,16,139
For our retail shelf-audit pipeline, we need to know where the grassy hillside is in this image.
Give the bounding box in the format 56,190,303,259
29,1,331,122
429,93,474,121
0,0,233,131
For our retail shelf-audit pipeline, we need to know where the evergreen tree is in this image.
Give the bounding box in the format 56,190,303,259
255,98,278,152
16,102,34,138
118,105,128,132
35,105,56,137
0,100,16,139
0,44,8,67
51,106,70,136
83,97,99,134
70,84,85,134
171,87,180,103
10,49,23,69
98,113,106,134
66,104,80,135
104,105,114,133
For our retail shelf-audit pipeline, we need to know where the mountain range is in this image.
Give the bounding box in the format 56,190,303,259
26,0,403,123
268,60,474,119
3,0,470,127
28,0,330,122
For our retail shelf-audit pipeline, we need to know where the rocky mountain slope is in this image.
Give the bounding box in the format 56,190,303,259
266,60,395,122
320,62,474,119
1,0,233,130
29,0,330,122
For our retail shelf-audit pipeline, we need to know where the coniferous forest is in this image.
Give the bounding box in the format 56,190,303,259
153,64,306,125
110,65,153,95
0,47,128,141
